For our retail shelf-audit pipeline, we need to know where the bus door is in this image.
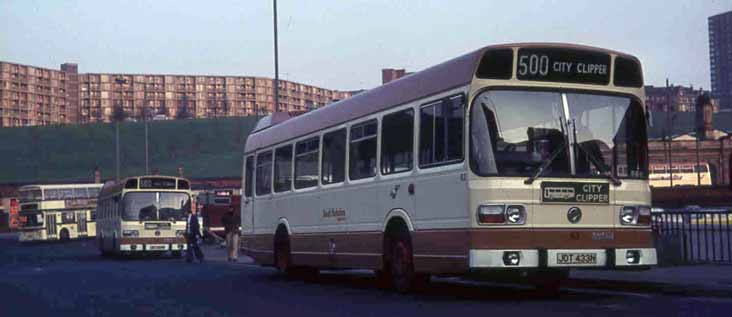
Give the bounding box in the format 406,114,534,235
46,214,57,238
241,156,255,237
77,212,88,235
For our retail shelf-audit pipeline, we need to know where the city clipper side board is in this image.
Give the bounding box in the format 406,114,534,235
541,181,610,204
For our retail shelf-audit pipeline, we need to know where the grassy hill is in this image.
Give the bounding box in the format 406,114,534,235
0,116,261,184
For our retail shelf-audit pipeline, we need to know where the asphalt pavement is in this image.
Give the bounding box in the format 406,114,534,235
1,232,731,317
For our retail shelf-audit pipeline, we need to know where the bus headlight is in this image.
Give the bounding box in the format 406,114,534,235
505,205,526,224
477,205,505,224
176,230,185,237
637,206,651,226
620,206,637,225
620,206,651,226
122,230,139,237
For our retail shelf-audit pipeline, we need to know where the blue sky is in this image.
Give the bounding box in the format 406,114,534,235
1,0,730,91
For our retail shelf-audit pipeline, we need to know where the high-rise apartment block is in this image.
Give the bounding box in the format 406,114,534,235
0,61,353,127
709,10,732,111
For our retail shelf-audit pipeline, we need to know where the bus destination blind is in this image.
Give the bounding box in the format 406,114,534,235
516,48,611,85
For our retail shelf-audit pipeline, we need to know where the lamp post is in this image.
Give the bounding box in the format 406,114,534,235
113,78,126,182
143,81,149,175
273,0,280,113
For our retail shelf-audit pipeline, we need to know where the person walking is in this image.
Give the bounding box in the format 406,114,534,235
185,204,204,263
221,206,241,262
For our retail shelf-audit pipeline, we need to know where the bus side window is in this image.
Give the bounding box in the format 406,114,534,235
256,151,273,196
321,129,346,185
419,94,465,168
349,119,378,180
274,145,294,192
244,156,254,198
295,137,320,188
381,108,414,175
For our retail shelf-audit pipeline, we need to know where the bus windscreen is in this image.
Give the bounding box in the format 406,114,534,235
122,192,190,221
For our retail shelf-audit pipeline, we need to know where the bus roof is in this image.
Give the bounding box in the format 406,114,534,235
99,175,191,198
244,42,641,153
18,183,104,191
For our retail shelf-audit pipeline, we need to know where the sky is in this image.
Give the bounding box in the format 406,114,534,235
1,0,731,91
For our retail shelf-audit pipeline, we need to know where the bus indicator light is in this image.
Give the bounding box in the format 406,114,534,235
477,205,505,224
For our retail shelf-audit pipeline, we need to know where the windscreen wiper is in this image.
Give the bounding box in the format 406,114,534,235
570,119,622,186
573,142,622,186
524,116,569,185
523,140,568,185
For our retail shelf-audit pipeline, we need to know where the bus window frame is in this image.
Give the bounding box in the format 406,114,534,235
320,126,348,187
380,106,415,176
347,117,380,183
293,136,321,190
255,150,274,197
273,144,294,194
417,93,466,170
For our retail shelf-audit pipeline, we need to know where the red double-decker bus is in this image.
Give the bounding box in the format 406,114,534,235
197,189,240,240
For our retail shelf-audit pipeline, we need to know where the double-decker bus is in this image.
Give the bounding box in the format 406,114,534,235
96,176,192,256
18,184,103,242
649,163,712,187
197,189,240,240
240,43,655,292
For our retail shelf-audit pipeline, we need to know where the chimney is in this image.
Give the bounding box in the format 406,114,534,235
94,166,101,184
382,68,406,84
695,93,715,140
177,165,184,177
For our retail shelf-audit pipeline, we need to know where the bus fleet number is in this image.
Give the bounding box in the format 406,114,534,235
518,54,550,77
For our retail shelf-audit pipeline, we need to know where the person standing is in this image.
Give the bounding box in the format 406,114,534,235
221,206,241,262
185,204,204,263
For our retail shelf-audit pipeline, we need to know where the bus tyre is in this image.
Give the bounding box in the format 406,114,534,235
99,236,108,257
274,227,291,275
59,228,70,242
385,226,425,293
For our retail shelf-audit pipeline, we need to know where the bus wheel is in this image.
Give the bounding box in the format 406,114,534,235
274,227,291,275
59,228,70,242
99,236,108,257
386,227,421,293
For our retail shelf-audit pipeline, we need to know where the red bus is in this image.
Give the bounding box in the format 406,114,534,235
197,189,240,240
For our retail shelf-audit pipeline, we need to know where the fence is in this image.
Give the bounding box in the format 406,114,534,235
652,210,732,265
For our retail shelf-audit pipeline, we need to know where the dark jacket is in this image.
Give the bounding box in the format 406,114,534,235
222,211,241,234
186,214,202,239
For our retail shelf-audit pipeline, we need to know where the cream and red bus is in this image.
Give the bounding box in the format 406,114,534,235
96,176,192,256
649,163,712,187
18,184,103,242
240,43,655,292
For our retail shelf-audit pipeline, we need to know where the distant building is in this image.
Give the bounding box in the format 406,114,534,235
0,62,80,127
709,10,732,111
382,68,409,84
644,84,718,112
0,60,353,127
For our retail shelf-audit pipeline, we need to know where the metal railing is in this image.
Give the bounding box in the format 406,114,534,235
652,209,732,264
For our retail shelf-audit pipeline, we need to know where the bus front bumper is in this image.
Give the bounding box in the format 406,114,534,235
468,248,657,269
18,229,45,242
118,237,187,252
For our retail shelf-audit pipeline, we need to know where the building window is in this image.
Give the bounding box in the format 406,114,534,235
321,129,346,184
381,108,414,175
419,95,464,168
274,145,293,193
255,151,273,196
349,119,378,180
294,137,319,189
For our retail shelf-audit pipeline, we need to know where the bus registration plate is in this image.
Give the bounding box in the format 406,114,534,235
556,252,597,265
